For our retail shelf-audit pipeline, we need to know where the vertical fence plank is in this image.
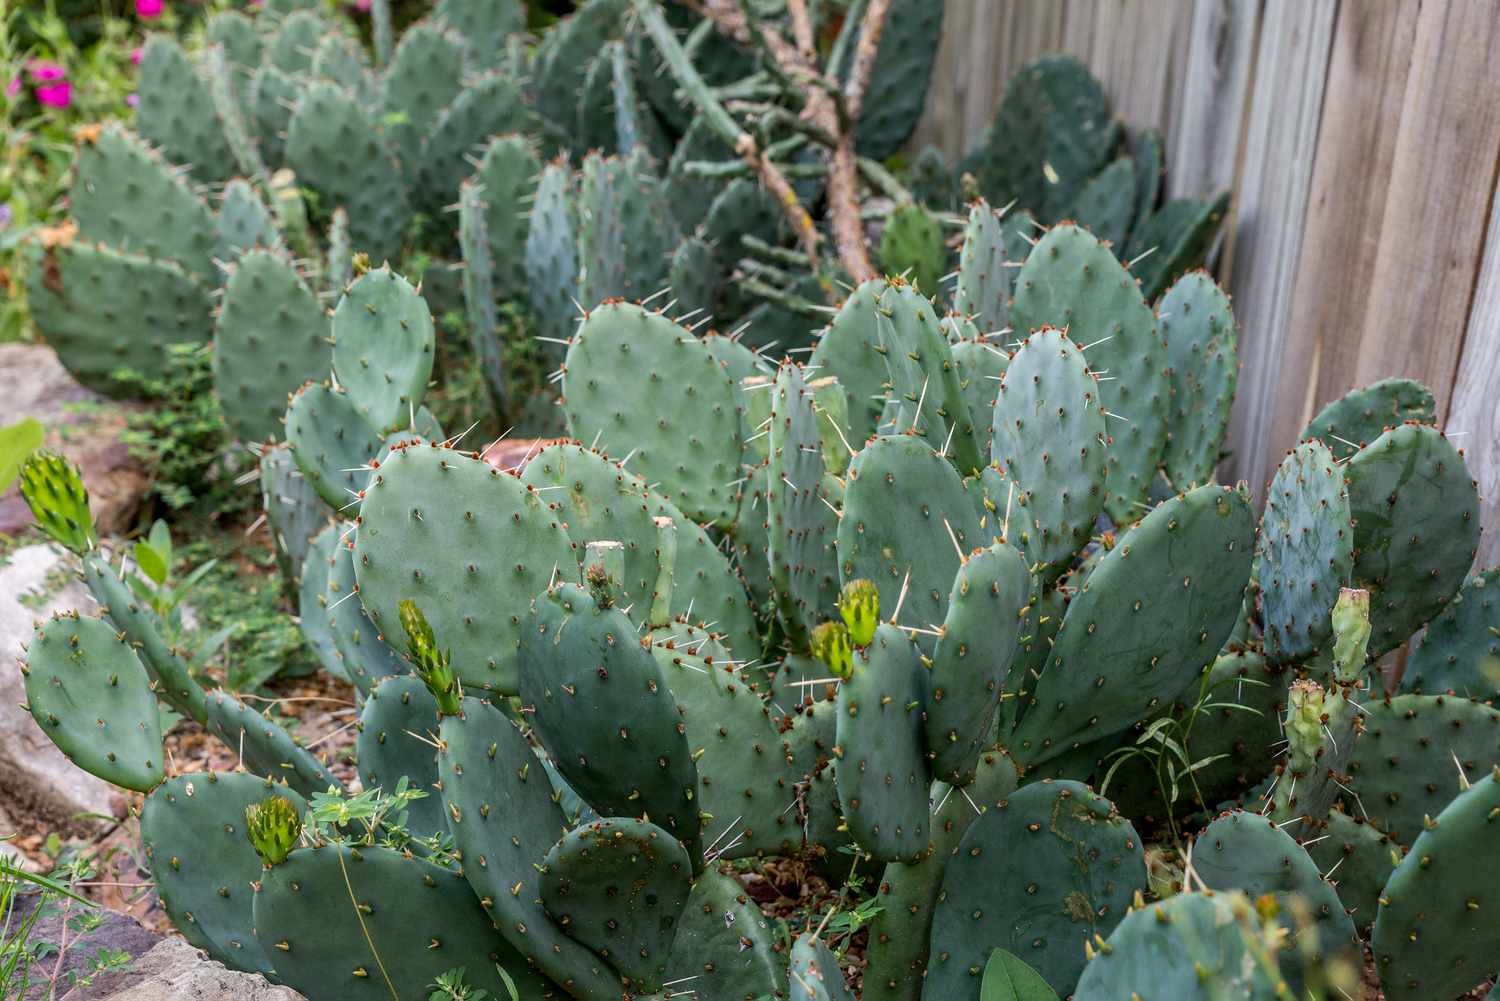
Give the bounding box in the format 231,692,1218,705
1265,2,1422,462
1219,0,1338,497
1167,0,1261,199
1447,191,1500,571
1343,4,1500,411
1074,0,1196,132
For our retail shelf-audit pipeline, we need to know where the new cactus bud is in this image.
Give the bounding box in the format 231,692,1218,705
1331,587,1371,687
811,621,854,680
244,795,302,867
399,599,461,715
838,579,879,648
19,451,96,554
584,540,624,609
1284,680,1329,773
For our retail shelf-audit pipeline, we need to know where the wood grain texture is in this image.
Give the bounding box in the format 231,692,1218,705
1345,3,1500,410
1267,1,1421,461
1446,169,1500,570
1219,0,1338,498
1167,0,1262,199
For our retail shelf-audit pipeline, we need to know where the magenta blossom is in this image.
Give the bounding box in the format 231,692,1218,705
127,93,140,107
5,76,19,99
35,82,71,108
28,60,66,83
131,47,144,66
135,0,164,18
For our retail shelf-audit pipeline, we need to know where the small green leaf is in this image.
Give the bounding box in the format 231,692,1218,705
0,418,44,493
133,541,169,586
148,518,172,568
980,949,1060,1001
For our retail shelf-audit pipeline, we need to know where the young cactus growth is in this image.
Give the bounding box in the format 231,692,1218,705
19,451,96,553
810,621,854,680
1330,587,1372,686
399,599,461,715
244,795,303,867
837,579,879,648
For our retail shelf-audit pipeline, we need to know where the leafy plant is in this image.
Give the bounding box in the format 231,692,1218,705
117,342,248,516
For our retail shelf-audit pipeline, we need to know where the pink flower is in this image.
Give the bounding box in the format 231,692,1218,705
35,82,71,108
28,60,66,83
353,0,372,9
131,47,144,66
135,0,163,18
5,76,19,99
127,93,139,107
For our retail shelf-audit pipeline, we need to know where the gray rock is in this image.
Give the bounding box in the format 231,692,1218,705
0,343,147,538
59,936,305,1001
0,544,118,830
13,899,162,1000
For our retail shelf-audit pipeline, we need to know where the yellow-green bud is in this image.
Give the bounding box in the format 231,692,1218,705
811,621,854,680
837,579,879,648
245,795,302,867
18,451,96,554
1330,587,1371,686
399,599,461,715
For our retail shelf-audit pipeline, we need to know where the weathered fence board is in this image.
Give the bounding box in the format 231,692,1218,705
1217,0,1337,495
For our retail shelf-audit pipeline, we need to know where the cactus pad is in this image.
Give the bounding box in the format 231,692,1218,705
1158,271,1238,490
354,675,444,835
836,623,931,861
1346,424,1479,656
1402,568,1500,696
541,817,693,993
215,251,330,444
789,933,855,1001
1257,440,1353,664
520,583,701,857
437,697,625,1000
839,434,980,643
565,302,743,526
991,327,1107,580
26,242,212,398
925,542,1029,785
330,267,435,431
1302,378,1437,461
283,382,383,509
1344,693,1500,844
927,779,1146,996
23,613,164,792
1009,223,1169,522
355,442,577,693
253,843,557,1000
1009,484,1254,766
1372,767,1500,1001
135,36,235,183
141,773,305,976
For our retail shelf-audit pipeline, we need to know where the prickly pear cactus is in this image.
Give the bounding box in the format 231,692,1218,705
1402,568,1500,696
1008,484,1255,766
1009,223,1168,522
1257,440,1353,664
252,843,558,1000
1072,891,1295,1001
1346,424,1479,656
355,442,576,693
990,327,1107,582
520,583,702,859
925,780,1146,997
541,817,693,994
141,774,307,977
1372,767,1500,1001
836,623,931,862
22,613,164,792
1302,378,1437,461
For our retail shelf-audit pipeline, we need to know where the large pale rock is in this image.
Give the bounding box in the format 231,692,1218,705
0,343,147,538
0,544,118,829
60,936,305,1001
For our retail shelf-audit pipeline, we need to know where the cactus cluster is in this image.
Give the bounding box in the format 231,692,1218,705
14,2,1500,999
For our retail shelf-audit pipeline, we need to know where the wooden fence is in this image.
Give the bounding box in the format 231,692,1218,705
913,0,1500,567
